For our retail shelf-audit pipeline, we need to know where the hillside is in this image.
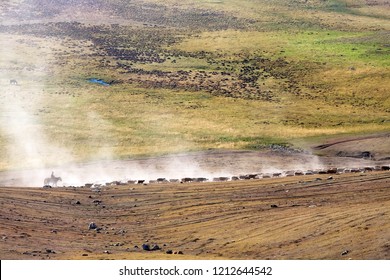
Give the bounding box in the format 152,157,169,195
1,170,389,260
0,0,389,170
0,0,390,262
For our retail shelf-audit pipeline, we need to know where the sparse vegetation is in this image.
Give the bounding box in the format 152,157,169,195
1,1,390,263
0,0,389,170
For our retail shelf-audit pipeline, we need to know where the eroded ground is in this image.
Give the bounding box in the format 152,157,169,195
0,168,389,260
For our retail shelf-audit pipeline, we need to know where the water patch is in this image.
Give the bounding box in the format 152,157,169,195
88,78,111,86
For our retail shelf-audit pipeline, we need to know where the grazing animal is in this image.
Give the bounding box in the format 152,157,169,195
157,178,168,183
169,179,180,183
10,79,18,85
43,172,62,187
181,177,193,183
194,177,208,182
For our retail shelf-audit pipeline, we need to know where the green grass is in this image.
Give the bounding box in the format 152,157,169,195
175,30,390,66
0,0,389,170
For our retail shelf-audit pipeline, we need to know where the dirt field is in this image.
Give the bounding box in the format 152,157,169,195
0,145,389,260
0,0,389,262
1,133,389,188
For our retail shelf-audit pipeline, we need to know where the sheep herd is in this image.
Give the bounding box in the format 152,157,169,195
44,164,390,188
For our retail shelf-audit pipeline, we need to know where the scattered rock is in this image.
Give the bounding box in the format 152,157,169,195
142,243,161,251
341,250,350,256
115,229,127,235
95,227,103,233
270,204,278,208
166,250,173,254
360,151,372,159
142,244,151,251
88,222,97,230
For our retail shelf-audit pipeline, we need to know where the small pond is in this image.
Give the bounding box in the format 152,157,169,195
88,78,111,86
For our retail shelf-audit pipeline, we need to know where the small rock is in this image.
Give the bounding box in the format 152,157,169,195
88,222,97,230
173,251,184,255
166,250,173,254
151,244,160,251
116,229,127,235
142,244,151,251
270,204,278,208
95,227,103,233
82,253,88,257
341,250,349,256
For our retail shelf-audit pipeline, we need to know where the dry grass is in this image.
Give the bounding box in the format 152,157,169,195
0,1,389,170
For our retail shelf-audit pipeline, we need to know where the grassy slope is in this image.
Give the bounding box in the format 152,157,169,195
0,0,389,170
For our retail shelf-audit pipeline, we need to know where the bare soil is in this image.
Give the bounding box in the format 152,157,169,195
1,133,390,187
0,134,389,260
313,132,390,160
0,170,389,260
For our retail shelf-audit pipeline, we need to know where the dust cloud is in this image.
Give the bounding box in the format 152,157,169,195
0,32,327,188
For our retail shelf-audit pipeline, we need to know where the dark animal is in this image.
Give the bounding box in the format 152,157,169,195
181,177,193,183
157,178,168,183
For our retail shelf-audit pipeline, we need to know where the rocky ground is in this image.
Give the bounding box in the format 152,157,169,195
0,134,389,260
0,168,389,260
